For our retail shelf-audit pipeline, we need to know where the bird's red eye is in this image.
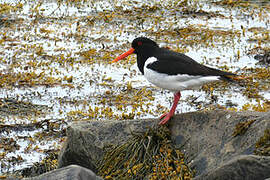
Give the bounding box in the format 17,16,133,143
137,41,142,46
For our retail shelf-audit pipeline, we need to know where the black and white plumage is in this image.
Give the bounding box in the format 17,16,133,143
113,37,239,125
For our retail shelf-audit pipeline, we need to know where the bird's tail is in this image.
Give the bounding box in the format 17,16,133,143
221,74,248,83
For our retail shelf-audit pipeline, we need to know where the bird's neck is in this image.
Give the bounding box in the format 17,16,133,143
137,54,147,74
136,47,157,75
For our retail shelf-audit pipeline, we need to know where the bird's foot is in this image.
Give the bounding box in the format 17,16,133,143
158,92,180,125
159,112,173,125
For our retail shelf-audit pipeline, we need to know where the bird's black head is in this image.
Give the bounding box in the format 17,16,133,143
112,37,159,74
131,37,159,54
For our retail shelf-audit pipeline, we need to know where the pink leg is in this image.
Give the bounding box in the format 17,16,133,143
159,91,181,125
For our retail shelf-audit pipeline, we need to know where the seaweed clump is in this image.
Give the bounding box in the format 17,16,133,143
232,119,256,137
20,150,58,177
254,128,270,156
98,126,194,180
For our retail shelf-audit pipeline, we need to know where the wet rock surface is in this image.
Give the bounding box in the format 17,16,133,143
55,110,270,179
194,155,270,180
58,119,156,173
169,110,269,175
24,165,103,180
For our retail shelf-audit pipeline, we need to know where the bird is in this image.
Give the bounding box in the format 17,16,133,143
112,37,242,125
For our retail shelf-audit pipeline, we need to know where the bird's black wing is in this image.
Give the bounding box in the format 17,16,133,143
147,48,235,78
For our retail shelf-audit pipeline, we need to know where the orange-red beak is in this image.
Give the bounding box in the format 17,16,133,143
112,48,135,62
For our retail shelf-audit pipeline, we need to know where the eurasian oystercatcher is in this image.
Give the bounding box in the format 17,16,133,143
113,37,240,125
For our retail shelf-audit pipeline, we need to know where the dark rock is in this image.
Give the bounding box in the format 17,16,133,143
24,165,103,180
169,110,270,175
58,119,156,172
58,110,270,178
194,155,270,180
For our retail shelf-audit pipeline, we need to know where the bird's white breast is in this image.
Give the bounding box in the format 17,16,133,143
143,57,220,91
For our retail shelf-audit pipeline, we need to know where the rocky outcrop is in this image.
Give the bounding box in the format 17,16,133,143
169,110,269,175
194,155,270,180
58,119,156,173
24,165,102,180
36,110,270,179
